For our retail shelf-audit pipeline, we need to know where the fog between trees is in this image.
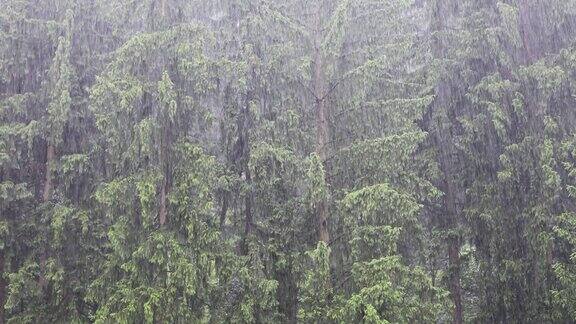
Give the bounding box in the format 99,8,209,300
2,0,576,323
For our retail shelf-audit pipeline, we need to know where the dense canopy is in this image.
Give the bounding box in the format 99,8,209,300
2,0,576,323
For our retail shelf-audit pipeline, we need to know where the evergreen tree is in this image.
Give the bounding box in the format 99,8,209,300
1,0,576,323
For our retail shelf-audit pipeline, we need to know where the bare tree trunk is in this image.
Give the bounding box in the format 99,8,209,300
313,1,330,245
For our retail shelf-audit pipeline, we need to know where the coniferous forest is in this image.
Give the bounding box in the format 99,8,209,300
2,0,576,323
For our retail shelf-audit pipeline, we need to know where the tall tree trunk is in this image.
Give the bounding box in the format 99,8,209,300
160,0,166,18
442,153,463,324
313,1,330,244
518,0,536,64
242,166,253,255
0,248,5,324
158,96,170,227
219,191,229,230
238,94,253,256
431,2,463,322
0,172,4,324
440,149,464,324
159,178,167,226
448,237,463,324
242,102,253,255
43,144,54,202
39,143,55,290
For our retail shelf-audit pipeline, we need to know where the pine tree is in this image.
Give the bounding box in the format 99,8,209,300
1,0,576,322
425,0,576,321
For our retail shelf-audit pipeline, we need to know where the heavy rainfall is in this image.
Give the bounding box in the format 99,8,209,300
1,0,576,323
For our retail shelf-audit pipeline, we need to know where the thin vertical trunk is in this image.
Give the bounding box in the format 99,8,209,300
43,144,55,202
160,0,166,18
242,166,253,255
219,191,229,230
431,2,463,322
149,0,167,30
0,249,5,324
313,1,330,245
518,0,536,64
158,140,170,227
276,263,298,323
448,237,463,324
39,143,55,290
158,85,170,227
239,93,253,256
442,157,463,324
310,3,333,314
441,155,463,324
159,178,167,226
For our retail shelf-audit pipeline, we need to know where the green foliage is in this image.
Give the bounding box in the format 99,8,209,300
1,0,576,323
552,212,576,319
297,242,333,323
306,153,329,212
335,256,448,323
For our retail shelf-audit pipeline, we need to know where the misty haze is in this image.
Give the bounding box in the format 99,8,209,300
1,0,576,323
